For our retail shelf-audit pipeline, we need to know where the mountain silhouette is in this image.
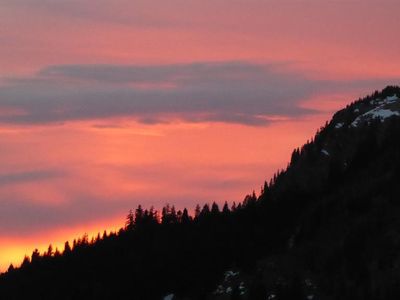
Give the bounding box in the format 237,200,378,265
1,86,400,300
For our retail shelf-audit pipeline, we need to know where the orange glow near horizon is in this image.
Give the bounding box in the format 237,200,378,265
0,215,124,272
0,113,335,271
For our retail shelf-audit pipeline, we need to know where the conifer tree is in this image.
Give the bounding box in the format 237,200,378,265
31,249,40,263
181,208,191,224
7,264,14,273
126,209,135,230
45,244,53,257
211,202,220,215
194,204,201,220
64,241,72,255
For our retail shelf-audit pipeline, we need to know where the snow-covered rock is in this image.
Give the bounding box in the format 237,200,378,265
367,108,400,120
384,95,398,103
163,294,174,300
214,285,224,295
321,149,330,156
214,270,243,296
351,95,400,127
224,270,239,280
335,122,344,129
352,108,400,127
239,282,246,295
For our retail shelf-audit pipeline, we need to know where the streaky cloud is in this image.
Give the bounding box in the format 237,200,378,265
0,169,66,186
0,61,397,126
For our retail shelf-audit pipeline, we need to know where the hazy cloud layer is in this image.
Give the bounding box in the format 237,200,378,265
1,61,397,126
0,169,65,186
0,196,126,235
0,162,259,235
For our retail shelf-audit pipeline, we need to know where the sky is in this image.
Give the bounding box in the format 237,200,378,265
0,0,399,270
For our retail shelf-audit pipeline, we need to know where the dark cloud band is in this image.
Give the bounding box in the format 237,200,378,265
0,62,397,126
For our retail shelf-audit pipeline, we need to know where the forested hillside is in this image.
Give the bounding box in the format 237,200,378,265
1,86,400,300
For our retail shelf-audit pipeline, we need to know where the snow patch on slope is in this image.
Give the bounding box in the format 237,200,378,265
321,149,330,156
366,109,400,119
214,270,246,296
352,108,400,127
351,95,399,127
384,95,398,103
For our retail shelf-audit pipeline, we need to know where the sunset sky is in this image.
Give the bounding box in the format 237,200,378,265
0,0,399,270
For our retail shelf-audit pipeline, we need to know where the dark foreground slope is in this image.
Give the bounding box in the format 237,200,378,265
1,86,400,300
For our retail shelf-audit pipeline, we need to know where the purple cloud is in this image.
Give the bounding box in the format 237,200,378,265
1,61,397,126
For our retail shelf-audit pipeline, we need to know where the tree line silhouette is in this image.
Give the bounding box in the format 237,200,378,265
1,86,400,300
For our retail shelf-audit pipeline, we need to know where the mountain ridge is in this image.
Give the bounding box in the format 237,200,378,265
1,86,400,300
